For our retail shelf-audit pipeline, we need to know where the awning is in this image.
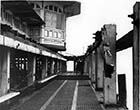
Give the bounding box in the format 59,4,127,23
2,1,45,25
32,1,81,17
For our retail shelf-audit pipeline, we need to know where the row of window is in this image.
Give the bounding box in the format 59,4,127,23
1,7,42,38
1,7,28,34
44,30,64,39
1,6,65,42
30,3,63,13
14,57,28,71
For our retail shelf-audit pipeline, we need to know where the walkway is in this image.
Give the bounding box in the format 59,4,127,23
1,75,103,110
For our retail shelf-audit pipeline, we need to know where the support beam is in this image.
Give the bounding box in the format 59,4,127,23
91,51,96,83
95,44,104,90
0,46,10,96
74,61,76,72
28,53,35,86
90,53,95,82
51,60,55,75
87,56,90,77
84,58,88,75
32,56,36,82
57,60,60,73
116,30,133,52
118,74,127,106
133,2,140,110
42,57,48,79
88,55,92,79
102,24,117,105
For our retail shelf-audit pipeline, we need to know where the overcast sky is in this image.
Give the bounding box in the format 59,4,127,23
66,0,136,55
65,0,139,110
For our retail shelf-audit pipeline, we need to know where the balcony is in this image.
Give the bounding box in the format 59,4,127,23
39,29,65,51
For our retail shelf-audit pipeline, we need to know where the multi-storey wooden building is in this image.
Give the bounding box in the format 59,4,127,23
28,0,80,51
0,0,80,98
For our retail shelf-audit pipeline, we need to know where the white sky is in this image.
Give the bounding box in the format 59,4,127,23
66,0,137,55
65,0,139,110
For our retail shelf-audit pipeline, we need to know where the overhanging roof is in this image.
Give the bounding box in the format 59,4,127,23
28,0,81,17
2,1,45,25
56,1,81,17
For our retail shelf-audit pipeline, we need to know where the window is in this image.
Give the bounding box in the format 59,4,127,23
5,12,8,21
54,32,58,38
21,23,26,33
45,30,48,37
45,5,63,13
36,4,40,9
49,31,53,37
45,5,48,9
30,27,40,36
58,32,61,38
56,14,65,30
54,6,58,12
8,14,13,25
30,3,34,8
1,7,4,21
59,8,62,13
14,17,20,29
49,5,53,10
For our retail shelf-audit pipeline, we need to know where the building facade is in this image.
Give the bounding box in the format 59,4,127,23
28,1,80,51
0,0,80,97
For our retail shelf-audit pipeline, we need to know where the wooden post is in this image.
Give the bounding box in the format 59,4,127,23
118,74,127,106
133,2,140,110
74,61,76,73
32,56,36,82
89,55,92,79
102,24,117,105
95,44,104,90
87,56,91,78
57,60,59,73
0,47,10,96
28,54,35,86
84,58,87,75
90,53,95,82
42,57,48,79
51,60,55,75
92,51,96,83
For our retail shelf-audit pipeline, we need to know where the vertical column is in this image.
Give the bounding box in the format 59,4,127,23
118,74,127,106
103,24,117,105
7,49,10,91
59,61,62,73
28,54,36,86
42,57,47,79
87,56,89,77
32,56,36,82
91,51,96,83
46,58,48,76
87,56,90,78
63,61,67,72
95,44,104,90
57,60,59,74
40,4,45,42
84,58,87,74
40,7,45,20
51,60,55,75
133,2,140,110
89,54,92,79
0,47,10,96
74,61,76,72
